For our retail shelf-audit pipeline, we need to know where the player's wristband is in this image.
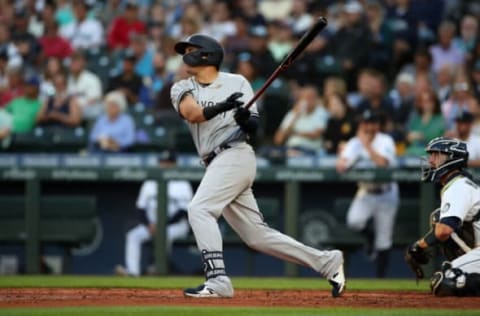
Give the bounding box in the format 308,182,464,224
423,230,440,246
203,106,221,120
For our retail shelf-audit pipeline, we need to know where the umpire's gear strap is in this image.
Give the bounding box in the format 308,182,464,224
201,250,227,279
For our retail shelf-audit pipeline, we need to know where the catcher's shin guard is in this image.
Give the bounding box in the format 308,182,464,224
431,262,480,297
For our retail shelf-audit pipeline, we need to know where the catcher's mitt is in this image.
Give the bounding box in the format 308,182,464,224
405,242,430,280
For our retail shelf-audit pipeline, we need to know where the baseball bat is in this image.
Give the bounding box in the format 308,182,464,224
245,16,328,109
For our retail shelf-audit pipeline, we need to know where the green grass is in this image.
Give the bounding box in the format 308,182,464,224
0,276,429,291
0,307,478,316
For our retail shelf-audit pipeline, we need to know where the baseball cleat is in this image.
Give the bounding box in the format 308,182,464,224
329,263,346,298
184,284,222,298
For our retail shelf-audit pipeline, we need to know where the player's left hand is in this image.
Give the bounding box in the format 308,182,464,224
234,106,250,125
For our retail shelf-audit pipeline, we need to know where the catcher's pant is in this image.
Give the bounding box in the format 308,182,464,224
125,220,190,276
187,142,341,280
346,184,399,251
452,248,480,273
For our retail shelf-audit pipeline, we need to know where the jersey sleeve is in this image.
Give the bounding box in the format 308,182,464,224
170,79,194,113
440,182,469,222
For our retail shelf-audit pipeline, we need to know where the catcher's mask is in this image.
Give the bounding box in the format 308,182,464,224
174,34,224,68
421,137,468,183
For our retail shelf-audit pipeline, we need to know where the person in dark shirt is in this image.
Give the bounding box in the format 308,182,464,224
323,92,356,154
108,51,143,106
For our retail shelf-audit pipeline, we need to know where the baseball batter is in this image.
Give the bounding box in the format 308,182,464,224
336,110,399,278
170,34,345,298
405,137,480,296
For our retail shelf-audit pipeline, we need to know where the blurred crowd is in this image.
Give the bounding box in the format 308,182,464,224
0,0,479,161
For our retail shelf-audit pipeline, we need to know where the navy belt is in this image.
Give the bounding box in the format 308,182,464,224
202,144,232,166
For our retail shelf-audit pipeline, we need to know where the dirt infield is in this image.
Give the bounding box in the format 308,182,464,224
1,288,480,309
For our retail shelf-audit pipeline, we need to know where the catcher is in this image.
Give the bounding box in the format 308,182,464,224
405,137,480,296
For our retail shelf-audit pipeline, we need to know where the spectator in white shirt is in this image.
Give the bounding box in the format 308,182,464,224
60,0,104,51
67,51,103,119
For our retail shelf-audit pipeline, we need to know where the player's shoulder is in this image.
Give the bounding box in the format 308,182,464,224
218,72,247,82
171,77,195,91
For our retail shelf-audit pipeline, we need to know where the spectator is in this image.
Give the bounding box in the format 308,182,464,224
129,34,155,78
389,72,415,144
115,172,193,276
327,1,372,90
67,51,103,120
243,25,277,79
435,63,454,102
201,0,236,43
429,21,464,74
347,68,372,109
4,76,42,134
0,64,24,108
470,59,480,101
385,0,418,71
10,8,40,72
108,51,143,106
441,79,477,132
237,0,267,26
36,72,82,128
365,1,393,73
400,48,436,89
28,0,57,38
267,20,294,62
0,107,12,149
323,92,356,155
139,51,174,107
55,0,75,27
223,14,251,68
355,69,395,134
107,0,146,51
39,21,73,59
405,90,445,156
285,0,313,36
97,0,123,28
447,110,480,167
60,0,104,50
39,56,65,102
233,52,264,91
273,85,329,156
336,110,399,278
453,14,478,64
89,91,135,153
323,76,348,101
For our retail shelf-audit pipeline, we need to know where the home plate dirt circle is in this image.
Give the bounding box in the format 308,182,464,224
1,288,479,309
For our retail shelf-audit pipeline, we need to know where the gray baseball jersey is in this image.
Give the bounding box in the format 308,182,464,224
171,72,259,158
170,71,343,295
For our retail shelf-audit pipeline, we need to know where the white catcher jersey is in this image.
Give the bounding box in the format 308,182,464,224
170,72,259,157
136,180,193,224
440,176,480,247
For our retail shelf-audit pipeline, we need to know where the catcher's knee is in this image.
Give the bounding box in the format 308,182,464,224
431,262,480,297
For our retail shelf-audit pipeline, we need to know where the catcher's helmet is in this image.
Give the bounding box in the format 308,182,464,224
174,34,224,68
421,137,469,183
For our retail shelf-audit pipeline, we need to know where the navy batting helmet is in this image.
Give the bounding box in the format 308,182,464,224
174,34,224,68
421,137,469,183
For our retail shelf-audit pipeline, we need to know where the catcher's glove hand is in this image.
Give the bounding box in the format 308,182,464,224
405,242,430,280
